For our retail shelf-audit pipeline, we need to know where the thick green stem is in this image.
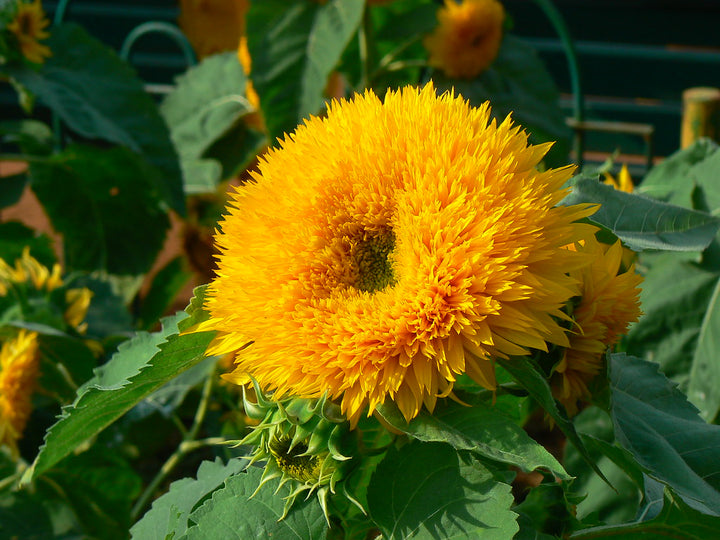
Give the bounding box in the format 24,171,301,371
357,6,376,91
532,0,585,166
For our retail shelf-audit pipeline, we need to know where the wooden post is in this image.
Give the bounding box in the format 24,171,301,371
681,87,720,148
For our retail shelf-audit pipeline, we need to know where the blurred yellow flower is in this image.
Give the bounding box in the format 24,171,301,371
604,164,634,193
0,330,40,456
178,0,249,59
553,236,642,415
6,0,51,64
424,0,505,79
0,248,92,333
198,83,596,425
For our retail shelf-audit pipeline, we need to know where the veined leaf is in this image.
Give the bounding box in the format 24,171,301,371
625,256,718,383
8,23,184,215
497,357,610,486
131,458,247,540
688,276,720,422
367,441,518,540
25,287,214,479
571,490,720,539
29,144,170,275
609,353,720,516
247,0,365,142
375,394,569,480
561,176,720,252
160,52,265,193
182,465,328,539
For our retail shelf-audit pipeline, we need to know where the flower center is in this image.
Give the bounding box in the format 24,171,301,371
269,437,321,483
352,231,397,293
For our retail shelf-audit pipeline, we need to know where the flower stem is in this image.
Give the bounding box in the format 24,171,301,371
357,5,376,90
130,375,215,522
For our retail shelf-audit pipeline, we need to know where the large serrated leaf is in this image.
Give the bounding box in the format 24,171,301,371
561,176,720,252
497,357,610,486
8,23,184,215
247,0,364,142
625,256,718,383
375,394,569,480
26,287,214,479
688,277,720,422
609,353,720,516
367,441,518,540
182,465,328,539
29,144,170,275
639,138,718,206
131,457,247,540
571,490,720,539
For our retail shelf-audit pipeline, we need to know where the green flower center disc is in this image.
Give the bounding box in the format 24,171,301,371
352,231,397,293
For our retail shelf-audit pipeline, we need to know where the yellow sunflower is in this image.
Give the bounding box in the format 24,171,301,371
0,330,40,456
178,0,249,59
424,0,505,79
6,0,51,64
603,164,633,193
0,248,92,334
199,83,596,425
552,235,642,415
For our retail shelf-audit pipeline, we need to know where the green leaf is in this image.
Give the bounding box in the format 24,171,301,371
562,175,720,252
514,483,580,539
182,465,328,539
38,446,143,540
8,23,184,214
688,276,720,422
28,144,170,275
160,52,265,192
625,256,718,383
70,274,134,339
0,221,56,268
137,256,192,330
0,491,54,540
38,333,97,403
25,287,215,479
497,357,609,486
247,0,365,142
367,441,518,540
639,138,718,207
609,353,720,516
375,394,569,480
433,35,571,168
131,457,247,540
571,490,720,539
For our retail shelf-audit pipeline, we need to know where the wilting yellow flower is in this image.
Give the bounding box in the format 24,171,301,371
424,0,505,79
6,0,51,64
199,83,596,425
0,330,40,456
604,164,633,193
553,236,642,415
0,248,92,333
178,0,249,59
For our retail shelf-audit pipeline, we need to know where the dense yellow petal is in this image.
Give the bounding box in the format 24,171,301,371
202,84,598,425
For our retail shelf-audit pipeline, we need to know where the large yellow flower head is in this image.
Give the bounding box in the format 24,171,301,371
424,0,505,79
6,0,51,64
200,83,596,425
0,330,40,456
552,235,643,415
